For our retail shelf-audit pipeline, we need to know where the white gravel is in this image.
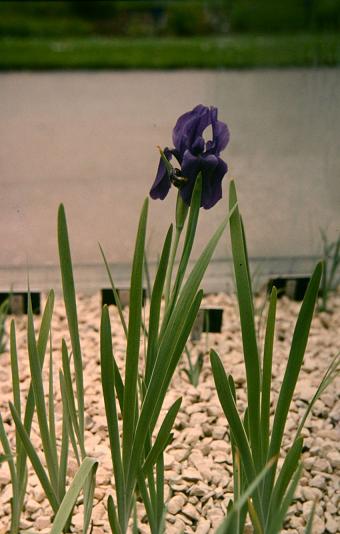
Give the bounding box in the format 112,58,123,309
0,290,339,534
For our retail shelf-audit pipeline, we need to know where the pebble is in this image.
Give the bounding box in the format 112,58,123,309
181,467,202,482
182,502,199,521
327,450,340,469
167,494,187,515
195,517,211,534
35,515,51,529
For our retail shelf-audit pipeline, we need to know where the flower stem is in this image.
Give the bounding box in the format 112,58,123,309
164,192,188,311
164,225,182,310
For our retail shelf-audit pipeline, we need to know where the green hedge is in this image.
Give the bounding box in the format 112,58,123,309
0,1,339,38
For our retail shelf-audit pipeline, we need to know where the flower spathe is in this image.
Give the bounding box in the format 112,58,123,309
150,105,230,209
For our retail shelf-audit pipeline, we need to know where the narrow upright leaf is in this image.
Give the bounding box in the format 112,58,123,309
50,457,98,534
261,287,277,461
229,180,261,469
58,204,84,444
101,305,125,525
123,198,148,473
265,263,322,502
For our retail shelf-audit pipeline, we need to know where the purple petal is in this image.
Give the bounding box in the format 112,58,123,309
179,150,201,205
209,107,230,155
149,148,172,200
172,105,210,157
200,155,228,209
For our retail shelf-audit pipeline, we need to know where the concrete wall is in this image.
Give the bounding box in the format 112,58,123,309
0,70,339,291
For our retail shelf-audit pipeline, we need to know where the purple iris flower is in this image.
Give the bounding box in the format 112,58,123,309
150,105,230,209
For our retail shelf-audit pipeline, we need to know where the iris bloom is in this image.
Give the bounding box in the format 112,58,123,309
150,105,230,209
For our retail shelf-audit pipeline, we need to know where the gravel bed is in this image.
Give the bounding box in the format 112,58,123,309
0,290,339,534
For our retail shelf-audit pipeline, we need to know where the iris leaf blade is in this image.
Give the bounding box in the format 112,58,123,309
58,204,84,445
229,179,261,469
99,242,128,339
145,224,173,385
265,262,322,503
27,294,59,491
18,290,54,484
169,173,202,310
260,287,277,462
50,457,98,534
100,305,125,526
142,397,181,474
123,198,148,474
9,402,59,513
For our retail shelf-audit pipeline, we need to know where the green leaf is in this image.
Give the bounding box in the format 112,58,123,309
10,319,21,458
48,333,59,481
18,290,54,485
267,437,303,528
58,394,69,502
123,198,148,474
267,463,302,534
229,180,261,469
108,495,122,534
59,370,80,465
260,287,277,462
142,398,181,474
99,242,128,339
137,474,156,532
210,350,257,486
100,305,125,527
169,173,202,309
215,458,275,534
127,290,203,499
0,411,18,497
61,339,83,455
145,225,173,385
9,402,59,513
304,500,316,534
58,204,84,445
50,457,98,534
295,351,340,440
27,294,59,491
265,263,322,502
156,453,166,529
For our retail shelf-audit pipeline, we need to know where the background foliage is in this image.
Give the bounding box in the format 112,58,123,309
1,0,340,38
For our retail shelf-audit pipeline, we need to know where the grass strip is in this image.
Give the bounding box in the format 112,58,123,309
0,34,339,70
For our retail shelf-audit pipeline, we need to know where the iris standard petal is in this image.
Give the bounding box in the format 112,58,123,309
172,105,210,157
208,107,230,155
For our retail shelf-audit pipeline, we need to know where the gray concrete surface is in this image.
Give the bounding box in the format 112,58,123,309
0,70,339,291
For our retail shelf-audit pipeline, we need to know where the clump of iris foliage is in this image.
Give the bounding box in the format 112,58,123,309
0,105,339,534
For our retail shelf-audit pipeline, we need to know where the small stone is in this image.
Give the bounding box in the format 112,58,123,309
72,512,84,529
311,515,326,534
325,513,339,534
182,502,199,521
301,486,322,501
19,518,34,529
327,450,340,469
309,475,327,490
92,502,106,521
195,518,211,534
25,499,40,514
182,467,202,482
164,452,174,470
212,426,227,440
35,515,51,529
33,487,46,503
167,494,187,515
